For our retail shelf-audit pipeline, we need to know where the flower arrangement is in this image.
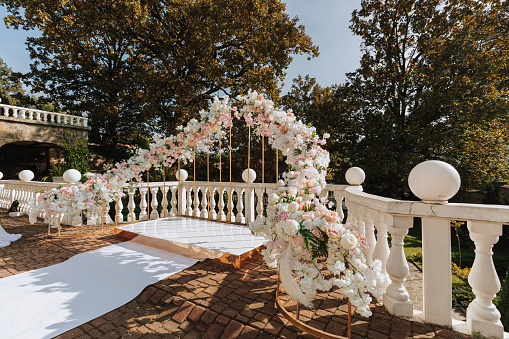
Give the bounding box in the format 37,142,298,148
29,91,388,316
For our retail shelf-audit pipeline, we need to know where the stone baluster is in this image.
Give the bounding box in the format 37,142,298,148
12,108,18,118
466,221,504,338
3,106,8,116
194,186,201,217
186,188,193,216
82,113,88,127
363,207,376,264
28,110,34,120
169,187,177,217
87,211,98,225
227,189,235,222
201,188,209,219
176,170,188,216
210,188,217,220
116,197,124,223
103,203,114,224
383,215,413,317
372,211,390,275
161,186,169,218
333,191,344,221
255,188,263,219
150,187,159,219
219,188,226,221
139,187,148,220
127,190,136,222
36,111,41,121
236,189,245,224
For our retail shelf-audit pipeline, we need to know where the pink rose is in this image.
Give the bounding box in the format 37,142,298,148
278,211,289,221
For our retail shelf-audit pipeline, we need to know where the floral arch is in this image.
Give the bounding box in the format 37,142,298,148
30,91,388,317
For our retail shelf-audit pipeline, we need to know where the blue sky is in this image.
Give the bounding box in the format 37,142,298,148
0,1,362,94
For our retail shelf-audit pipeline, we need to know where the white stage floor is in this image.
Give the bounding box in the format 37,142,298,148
115,217,265,264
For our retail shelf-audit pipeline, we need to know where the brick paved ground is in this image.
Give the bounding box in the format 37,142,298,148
0,211,476,339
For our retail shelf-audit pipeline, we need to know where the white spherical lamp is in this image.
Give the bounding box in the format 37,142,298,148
0,172,3,180
345,167,365,186
242,168,256,183
176,169,188,181
408,160,461,204
19,170,34,182
63,169,81,184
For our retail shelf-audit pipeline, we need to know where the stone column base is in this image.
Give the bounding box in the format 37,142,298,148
383,294,413,318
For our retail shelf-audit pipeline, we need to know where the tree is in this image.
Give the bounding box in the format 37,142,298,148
2,0,318,144
0,58,24,105
345,0,509,197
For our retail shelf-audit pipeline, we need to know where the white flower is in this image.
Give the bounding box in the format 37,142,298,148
288,201,299,213
340,233,358,250
283,220,299,236
268,193,279,205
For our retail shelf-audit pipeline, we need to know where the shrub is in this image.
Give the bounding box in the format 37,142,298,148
494,268,509,331
452,283,475,308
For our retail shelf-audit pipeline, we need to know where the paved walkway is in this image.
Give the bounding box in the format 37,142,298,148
0,211,475,339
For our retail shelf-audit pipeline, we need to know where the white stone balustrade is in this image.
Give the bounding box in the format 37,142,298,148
0,103,88,127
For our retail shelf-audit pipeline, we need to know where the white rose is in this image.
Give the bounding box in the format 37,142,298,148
284,219,299,235
268,193,279,205
288,201,299,213
340,233,358,250
287,187,297,197
302,219,313,230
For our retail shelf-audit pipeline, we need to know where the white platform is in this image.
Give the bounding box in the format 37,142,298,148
115,217,265,264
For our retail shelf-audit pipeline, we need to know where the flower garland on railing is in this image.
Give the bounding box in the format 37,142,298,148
29,92,388,317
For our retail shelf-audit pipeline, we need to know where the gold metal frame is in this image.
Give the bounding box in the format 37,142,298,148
275,274,351,339
47,209,116,239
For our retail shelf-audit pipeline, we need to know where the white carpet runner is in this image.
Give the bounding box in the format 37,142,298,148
0,225,21,248
0,242,198,339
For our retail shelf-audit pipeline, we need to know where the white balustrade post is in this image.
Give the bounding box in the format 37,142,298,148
255,188,263,219
236,189,245,224
408,160,462,327
194,186,201,217
383,215,413,317
127,190,136,222
228,189,235,222
466,221,504,338
139,187,148,221
177,170,188,216
170,187,178,217
219,188,226,221
186,188,193,216
363,208,376,264
116,197,124,223
372,211,390,275
201,188,209,219
161,186,169,218
332,191,344,222
150,187,160,219
210,188,218,220
421,217,452,326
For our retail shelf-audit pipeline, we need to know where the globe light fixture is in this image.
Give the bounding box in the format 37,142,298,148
176,169,188,181
408,160,461,204
345,167,365,186
242,168,256,183
63,169,81,184
19,170,34,182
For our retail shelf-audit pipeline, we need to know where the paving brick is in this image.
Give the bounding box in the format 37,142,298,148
188,305,206,323
203,323,224,339
171,301,195,323
220,319,244,339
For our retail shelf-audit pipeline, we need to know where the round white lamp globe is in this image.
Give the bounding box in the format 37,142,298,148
242,168,256,183
345,167,365,186
408,160,461,204
63,169,81,184
19,170,34,182
0,172,3,180
176,169,188,181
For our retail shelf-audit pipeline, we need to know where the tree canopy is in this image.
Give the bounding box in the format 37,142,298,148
0,58,24,105
1,0,318,144
284,0,509,197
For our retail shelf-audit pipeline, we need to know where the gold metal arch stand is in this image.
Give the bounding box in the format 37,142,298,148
47,206,117,238
275,274,351,339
